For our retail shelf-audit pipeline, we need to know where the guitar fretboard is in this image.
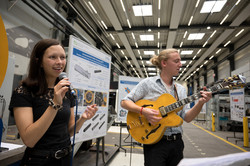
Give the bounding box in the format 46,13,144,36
159,82,226,116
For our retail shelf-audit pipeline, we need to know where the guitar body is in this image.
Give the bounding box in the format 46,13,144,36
127,93,183,145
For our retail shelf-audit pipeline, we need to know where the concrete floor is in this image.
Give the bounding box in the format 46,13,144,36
73,121,250,166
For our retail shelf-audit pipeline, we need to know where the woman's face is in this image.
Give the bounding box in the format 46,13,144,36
41,45,66,80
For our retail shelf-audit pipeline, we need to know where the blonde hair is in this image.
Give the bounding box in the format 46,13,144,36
150,48,178,70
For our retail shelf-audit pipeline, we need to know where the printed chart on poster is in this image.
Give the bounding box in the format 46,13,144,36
67,35,111,143
230,88,245,122
117,76,143,122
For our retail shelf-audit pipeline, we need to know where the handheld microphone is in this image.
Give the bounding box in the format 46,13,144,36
59,72,76,97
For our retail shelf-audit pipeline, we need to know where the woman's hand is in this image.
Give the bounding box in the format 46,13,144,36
82,104,98,120
53,78,71,105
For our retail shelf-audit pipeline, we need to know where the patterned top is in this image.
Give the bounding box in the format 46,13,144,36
9,85,75,150
122,75,190,136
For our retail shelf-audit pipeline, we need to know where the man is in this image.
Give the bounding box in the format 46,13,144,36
121,49,212,166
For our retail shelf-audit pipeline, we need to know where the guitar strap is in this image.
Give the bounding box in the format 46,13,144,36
174,84,179,101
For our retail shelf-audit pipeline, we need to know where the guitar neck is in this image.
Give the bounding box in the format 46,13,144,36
159,82,226,117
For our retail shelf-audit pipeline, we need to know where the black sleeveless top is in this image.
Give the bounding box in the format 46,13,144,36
9,85,75,150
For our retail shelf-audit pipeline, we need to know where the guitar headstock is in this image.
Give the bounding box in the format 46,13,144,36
221,75,246,89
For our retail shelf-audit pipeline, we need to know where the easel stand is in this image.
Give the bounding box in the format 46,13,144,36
226,121,242,141
114,121,127,154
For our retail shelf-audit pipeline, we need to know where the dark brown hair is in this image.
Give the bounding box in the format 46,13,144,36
22,39,64,95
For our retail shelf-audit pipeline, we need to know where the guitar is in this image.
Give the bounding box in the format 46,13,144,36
126,75,246,145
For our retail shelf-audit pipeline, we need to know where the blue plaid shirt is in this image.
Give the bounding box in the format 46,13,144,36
122,75,190,136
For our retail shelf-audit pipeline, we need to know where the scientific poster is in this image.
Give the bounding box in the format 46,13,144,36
230,88,245,122
67,35,111,143
117,76,143,122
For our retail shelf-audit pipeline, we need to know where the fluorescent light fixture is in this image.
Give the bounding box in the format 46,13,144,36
195,0,200,8
188,16,193,26
181,61,186,64
207,26,211,29
116,43,120,48
158,32,160,39
148,67,156,71
88,1,97,14
148,73,157,75
209,55,214,60
144,51,155,55
135,42,138,48
120,0,126,12
140,56,142,60
220,14,229,25
140,35,154,41
200,0,227,13
235,29,244,37
180,50,193,55
138,50,140,54
204,60,208,64
202,41,208,47
158,18,160,27
235,0,241,5
110,33,115,40
127,19,131,28
125,56,128,60
183,31,187,38
197,49,201,54
210,30,217,38
179,42,183,48
188,33,205,40
101,20,107,29
224,41,231,47
146,61,152,64
158,0,161,10
131,32,135,39
132,5,152,16
216,49,221,54
157,42,160,48
193,55,197,60
121,50,124,55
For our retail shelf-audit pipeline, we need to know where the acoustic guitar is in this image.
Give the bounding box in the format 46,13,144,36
126,75,246,145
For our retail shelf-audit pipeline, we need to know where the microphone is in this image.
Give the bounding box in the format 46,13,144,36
59,72,76,97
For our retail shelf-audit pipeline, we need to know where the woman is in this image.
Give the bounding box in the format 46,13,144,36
9,39,97,166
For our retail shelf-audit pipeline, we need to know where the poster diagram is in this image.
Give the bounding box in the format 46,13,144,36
117,76,144,122
230,88,245,122
67,35,111,143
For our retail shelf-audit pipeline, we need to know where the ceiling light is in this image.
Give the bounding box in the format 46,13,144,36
158,32,160,39
200,0,227,13
140,35,154,41
224,41,231,47
135,42,138,48
195,0,200,8
179,42,183,48
181,50,193,55
209,55,214,60
120,0,126,12
140,56,142,60
144,51,155,55
125,56,128,60
204,60,208,64
158,0,161,10
188,16,193,26
110,33,115,40
181,61,186,64
183,31,187,38
207,26,211,29
148,29,151,32
158,18,160,27
210,30,217,38
121,50,124,55
188,33,205,40
197,49,201,54
146,61,152,64
127,19,131,28
148,67,156,71
220,14,229,25
101,20,107,29
202,41,208,47
235,29,244,37
132,5,152,16
148,73,157,75
138,50,140,54
216,49,221,54
235,0,241,5
116,43,120,48
131,32,135,39
88,1,97,14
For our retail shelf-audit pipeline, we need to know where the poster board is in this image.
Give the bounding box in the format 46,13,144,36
67,35,111,143
230,88,245,122
117,76,143,122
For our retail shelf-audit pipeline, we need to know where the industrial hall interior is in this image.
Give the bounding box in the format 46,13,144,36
1,0,250,166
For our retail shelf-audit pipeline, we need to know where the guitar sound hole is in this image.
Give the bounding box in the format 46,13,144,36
148,123,151,126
